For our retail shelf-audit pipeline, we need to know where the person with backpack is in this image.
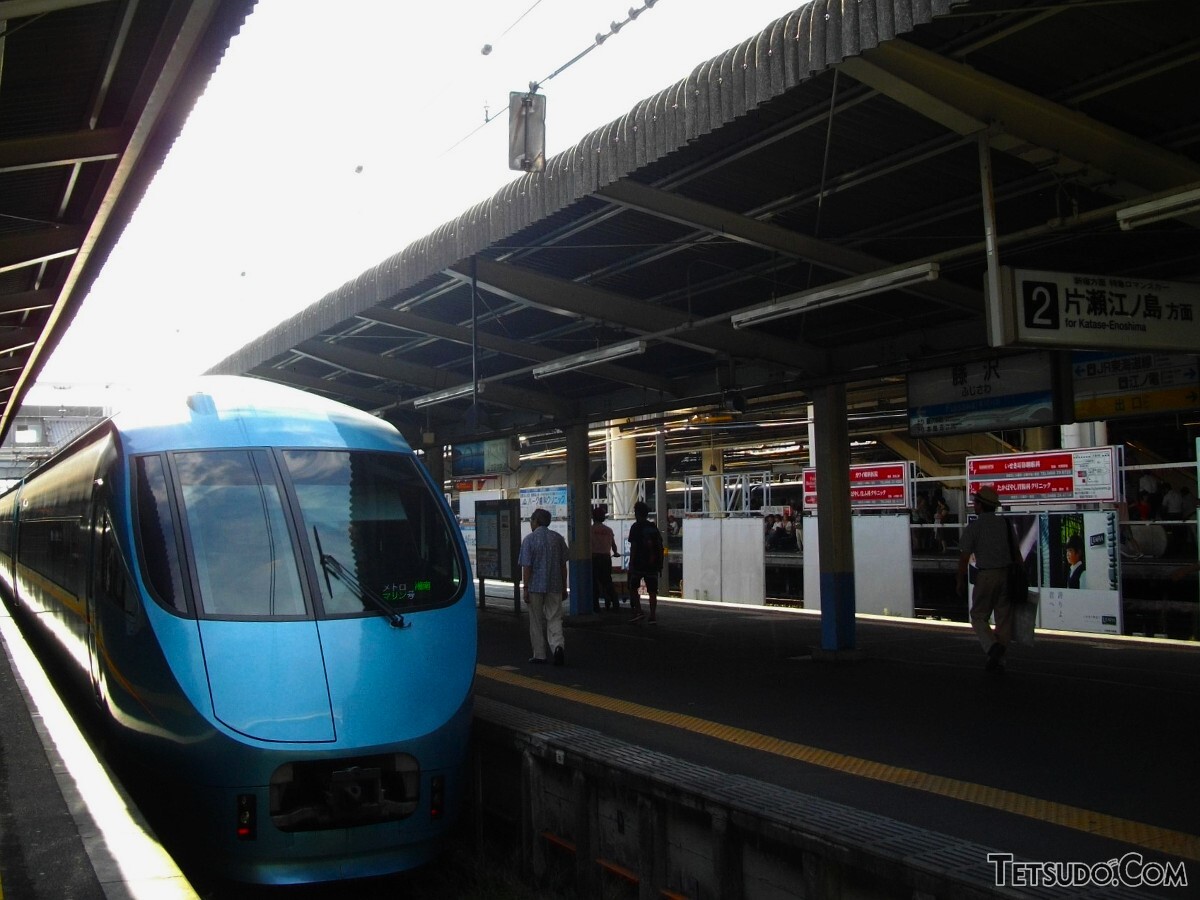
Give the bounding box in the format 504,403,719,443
626,500,665,624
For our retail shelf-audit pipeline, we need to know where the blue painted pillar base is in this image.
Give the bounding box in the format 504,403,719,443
820,571,857,651
569,559,594,616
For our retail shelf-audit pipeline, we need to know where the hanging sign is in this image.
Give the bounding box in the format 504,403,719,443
802,462,913,510
966,446,1121,505
908,352,1057,436
1072,350,1199,420
994,268,1200,352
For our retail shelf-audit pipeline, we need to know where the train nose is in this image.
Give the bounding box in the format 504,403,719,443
199,621,335,742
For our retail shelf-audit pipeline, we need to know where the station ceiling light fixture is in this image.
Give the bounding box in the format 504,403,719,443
1115,186,1200,231
412,382,485,409
730,262,940,329
532,339,647,378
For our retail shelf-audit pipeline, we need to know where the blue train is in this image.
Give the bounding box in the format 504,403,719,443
0,377,476,884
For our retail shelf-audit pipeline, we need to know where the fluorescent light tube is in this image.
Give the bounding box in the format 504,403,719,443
533,340,647,378
412,382,484,409
1116,187,1200,231
730,262,940,329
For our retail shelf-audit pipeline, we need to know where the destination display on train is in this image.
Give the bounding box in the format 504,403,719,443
802,462,913,510
966,446,1121,504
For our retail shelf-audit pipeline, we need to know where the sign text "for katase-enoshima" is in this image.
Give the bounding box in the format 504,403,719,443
996,268,1200,352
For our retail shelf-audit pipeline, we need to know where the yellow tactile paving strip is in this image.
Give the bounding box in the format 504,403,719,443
478,664,1200,861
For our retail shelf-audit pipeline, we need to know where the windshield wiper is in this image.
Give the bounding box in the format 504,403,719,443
313,527,408,628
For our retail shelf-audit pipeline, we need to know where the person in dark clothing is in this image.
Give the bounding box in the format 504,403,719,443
626,501,664,624
956,486,1014,673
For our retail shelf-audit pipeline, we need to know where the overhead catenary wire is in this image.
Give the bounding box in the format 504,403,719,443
442,0,662,157
481,0,551,55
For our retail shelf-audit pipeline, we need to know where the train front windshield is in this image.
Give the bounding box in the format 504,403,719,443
135,449,464,619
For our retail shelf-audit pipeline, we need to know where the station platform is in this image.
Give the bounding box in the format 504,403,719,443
0,607,193,900
474,591,1200,895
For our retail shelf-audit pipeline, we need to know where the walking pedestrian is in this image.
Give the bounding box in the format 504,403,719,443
518,508,569,665
626,501,665,624
590,506,620,610
955,486,1014,672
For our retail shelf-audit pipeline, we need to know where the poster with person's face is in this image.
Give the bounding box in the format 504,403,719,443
1039,511,1121,634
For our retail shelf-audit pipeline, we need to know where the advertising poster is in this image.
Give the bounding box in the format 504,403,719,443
519,485,569,520
1038,511,1121,635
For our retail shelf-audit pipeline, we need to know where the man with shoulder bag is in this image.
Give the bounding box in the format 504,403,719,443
956,486,1016,673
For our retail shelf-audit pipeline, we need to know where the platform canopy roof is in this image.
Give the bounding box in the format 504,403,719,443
0,0,256,444
210,0,1199,461
211,3,1200,460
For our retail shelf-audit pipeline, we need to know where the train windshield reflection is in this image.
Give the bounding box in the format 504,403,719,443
282,450,464,616
175,449,307,618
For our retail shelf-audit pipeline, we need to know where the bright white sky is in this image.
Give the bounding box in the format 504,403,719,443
30,0,802,405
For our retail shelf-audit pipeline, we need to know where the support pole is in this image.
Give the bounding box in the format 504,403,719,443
979,131,1006,348
566,422,594,615
813,382,856,651
656,429,668,587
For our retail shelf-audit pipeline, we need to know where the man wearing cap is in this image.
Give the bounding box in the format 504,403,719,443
956,486,1014,672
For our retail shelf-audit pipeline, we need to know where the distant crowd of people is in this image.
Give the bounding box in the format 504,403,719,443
1127,471,1197,559
1130,471,1196,524
911,492,956,553
763,513,799,552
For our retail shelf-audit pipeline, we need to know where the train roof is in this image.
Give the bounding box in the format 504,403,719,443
108,376,414,457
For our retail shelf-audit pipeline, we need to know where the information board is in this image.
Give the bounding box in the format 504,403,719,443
1072,350,1199,420
452,438,518,476
966,446,1121,505
802,462,913,510
474,499,521,581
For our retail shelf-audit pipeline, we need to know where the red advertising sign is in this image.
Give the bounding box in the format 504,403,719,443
803,463,913,510
966,447,1120,504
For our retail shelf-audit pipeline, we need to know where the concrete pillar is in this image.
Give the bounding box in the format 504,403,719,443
702,447,724,517
813,382,856,652
420,439,445,491
608,424,638,517
567,422,594,615
656,430,668,585
1061,421,1108,448
807,403,817,465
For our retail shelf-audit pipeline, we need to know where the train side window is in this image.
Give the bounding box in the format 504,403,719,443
97,513,138,617
134,455,190,614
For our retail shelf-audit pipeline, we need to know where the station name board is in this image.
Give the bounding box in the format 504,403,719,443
966,446,1121,505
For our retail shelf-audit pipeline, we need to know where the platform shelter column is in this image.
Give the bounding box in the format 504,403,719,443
607,425,638,518
567,422,594,615
702,448,725,516
813,383,856,651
